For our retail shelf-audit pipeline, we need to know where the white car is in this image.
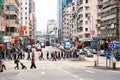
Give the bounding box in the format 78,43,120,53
86,50,93,57
41,42,45,48
65,42,71,50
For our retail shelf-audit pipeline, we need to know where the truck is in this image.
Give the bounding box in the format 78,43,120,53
63,39,72,50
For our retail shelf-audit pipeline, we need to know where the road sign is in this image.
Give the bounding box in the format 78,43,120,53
114,42,120,48
104,52,112,57
90,30,95,36
108,42,114,48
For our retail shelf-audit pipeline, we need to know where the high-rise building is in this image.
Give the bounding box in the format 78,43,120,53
63,0,72,7
29,0,36,39
47,20,57,44
57,0,72,43
57,0,63,43
20,0,36,39
4,0,20,37
62,3,71,39
77,0,98,41
99,0,120,41
20,0,30,36
70,0,77,39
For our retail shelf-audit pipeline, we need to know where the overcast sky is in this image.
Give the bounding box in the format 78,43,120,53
34,0,57,33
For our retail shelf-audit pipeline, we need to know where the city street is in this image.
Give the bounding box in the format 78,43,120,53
0,46,120,80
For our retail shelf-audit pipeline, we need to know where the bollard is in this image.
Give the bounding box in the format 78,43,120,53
94,60,97,66
112,62,116,69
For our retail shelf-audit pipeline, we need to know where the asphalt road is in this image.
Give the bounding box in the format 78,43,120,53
0,64,120,80
0,46,120,80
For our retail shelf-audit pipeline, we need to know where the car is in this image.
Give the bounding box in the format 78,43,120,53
78,49,86,55
92,49,98,54
86,50,94,57
41,42,45,48
99,50,105,56
31,45,35,48
36,46,42,51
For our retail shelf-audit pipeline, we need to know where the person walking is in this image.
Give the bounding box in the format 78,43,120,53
30,57,37,69
20,62,27,69
47,51,49,59
14,58,19,69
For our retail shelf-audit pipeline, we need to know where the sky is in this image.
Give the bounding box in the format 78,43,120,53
34,0,57,33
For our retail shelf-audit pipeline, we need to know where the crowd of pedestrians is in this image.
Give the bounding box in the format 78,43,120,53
0,38,81,71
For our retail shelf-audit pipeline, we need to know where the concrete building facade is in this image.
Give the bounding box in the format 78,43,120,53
20,0,30,36
70,0,77,39
3,0,20,37
77,0,98,41
62,3,71,40
29,0,36,39
99,0,120,41
57,0,63,43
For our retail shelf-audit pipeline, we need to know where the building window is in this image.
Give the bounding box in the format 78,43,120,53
25,2,27,5
85,34,89,38
85,13,89,18
25,17,27,19
85,6,89,10
86,0,88,3
25,12,27,15
6,5,15,11
85,21,88,24
85,28,88,31
25,7,27,9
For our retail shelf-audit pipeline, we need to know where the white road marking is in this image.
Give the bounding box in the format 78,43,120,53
86,70,95,73
70,74,78,78
59,67,79,79
59,67,70,74
18,70,24,76
110,70,120,73
41,71,45,75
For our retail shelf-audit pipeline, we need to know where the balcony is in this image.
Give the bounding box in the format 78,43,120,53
15,0,20,7
4,5,19,16
4,10,18,16
102,1,111,9
110,0,117,6
98,4,103,9
6,20,19,28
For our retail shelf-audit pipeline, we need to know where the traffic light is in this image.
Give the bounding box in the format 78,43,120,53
105,40,108,43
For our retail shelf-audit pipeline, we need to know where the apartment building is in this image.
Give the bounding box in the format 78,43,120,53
57,0,63,43
4,0,20,37
20,0,30,37
47,19,57,44
29,0,36,39
99,0,120,41
47,20,57,35
77,0,98,41
70,0,77,39
0,0,5,35
62,3,71,40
